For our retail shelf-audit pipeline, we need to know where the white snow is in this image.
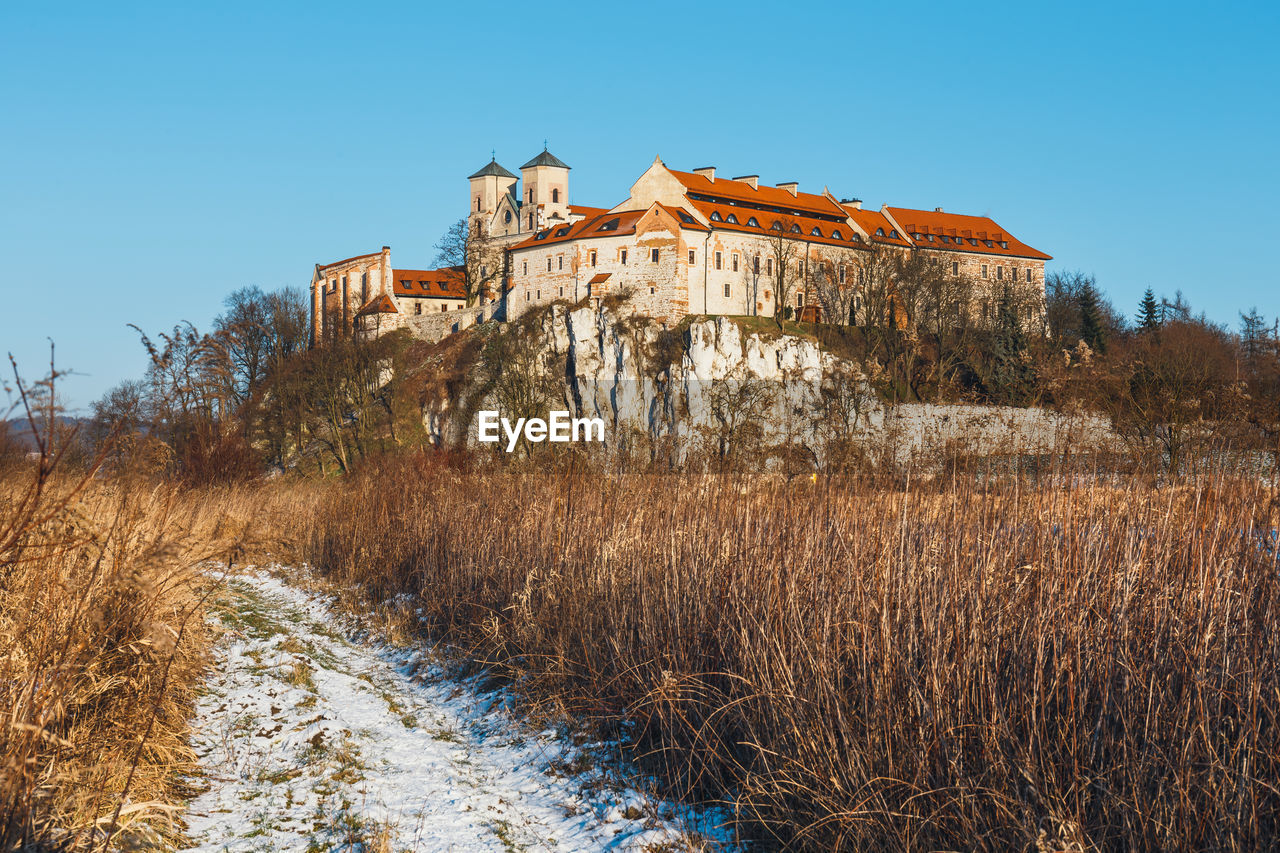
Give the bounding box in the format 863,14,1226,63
182,569,740,852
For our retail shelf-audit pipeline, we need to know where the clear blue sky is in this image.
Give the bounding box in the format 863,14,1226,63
3,0,1277,411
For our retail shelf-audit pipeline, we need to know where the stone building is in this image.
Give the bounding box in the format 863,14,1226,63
309,147,1051,346
501,154,1051,325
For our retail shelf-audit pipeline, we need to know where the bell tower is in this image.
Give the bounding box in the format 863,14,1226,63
519,147,570,231
467,156,518,236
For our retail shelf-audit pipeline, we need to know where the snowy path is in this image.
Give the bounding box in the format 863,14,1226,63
182,569,738,852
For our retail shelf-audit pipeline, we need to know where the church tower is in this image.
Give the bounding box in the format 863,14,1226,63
519,147,570,231
468,157,518,237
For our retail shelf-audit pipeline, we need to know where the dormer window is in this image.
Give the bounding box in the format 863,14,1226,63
890,230,900,239
875,228,885,237
747,217,760,227
790,224,801,233
832,229,842,239
1001,241,1009,249
771,220,784,230
677,210,695,224
555,227,570,237
709,211,723,222
597,218,620,232
810,227,821,236
725,213,738,224
968,238,978,246
984,240,994,248
534,231,548,241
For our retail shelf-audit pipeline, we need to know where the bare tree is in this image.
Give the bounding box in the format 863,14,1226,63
433,217,504,307
762,217,804,327
810,248,856,327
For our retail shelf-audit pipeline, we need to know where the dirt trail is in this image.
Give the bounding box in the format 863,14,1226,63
182,570,735,852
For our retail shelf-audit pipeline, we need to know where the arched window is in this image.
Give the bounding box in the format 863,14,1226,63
810,226,822,236
832,229,842,239
709,211,723,222
504,210,512,224
771,220,783,231
475,196,481,211
552,188,560,203
747,217,760,227
875,227,885,237
790,223,801,233
726,213,738,224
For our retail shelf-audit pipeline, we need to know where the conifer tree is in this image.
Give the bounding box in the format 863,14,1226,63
1137,288,1161,334
1078,283,1106,353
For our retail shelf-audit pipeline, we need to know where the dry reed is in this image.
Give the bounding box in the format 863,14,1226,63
306,454,1280,851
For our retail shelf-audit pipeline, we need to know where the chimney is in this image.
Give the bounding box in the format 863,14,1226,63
934,207,944,213
692,166,716,182
776,181,799,196
733,174,759,189
841,198,863,210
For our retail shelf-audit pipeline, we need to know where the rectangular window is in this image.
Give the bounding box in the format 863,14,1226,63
731,253,739,272
766,258,773,275
651,248,659,263
589,250,597,267
797,292,804,307
415,303,422,315
981,264,988,278
558,255,563,270
523,261,528,275
559,286,564,297
536,290,540,299
952,261,959,275
1026,268,1033,282
547,257,552,272
753,255,760,275
441,304,447,312
724,281,731,298
715,251,722,270
838,264,845,285
1011,265,1018,280
688,249,696,264
997,266,1003,280
620,249,628,265
650,286,655,294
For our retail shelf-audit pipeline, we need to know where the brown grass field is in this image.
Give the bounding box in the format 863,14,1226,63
2,441,1278,850
306,455,1279,851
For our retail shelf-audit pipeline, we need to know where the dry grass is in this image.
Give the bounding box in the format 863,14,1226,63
306,454,1280,851
0,434,312,849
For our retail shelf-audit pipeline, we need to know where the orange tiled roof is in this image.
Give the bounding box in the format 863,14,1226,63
356,294,398,316
568,204,608,219
686,199,871,249
845,208,914,248
511,210,648,250
669,170,847,219
885,207,1051,260
392,266,467,299
588,272,611,284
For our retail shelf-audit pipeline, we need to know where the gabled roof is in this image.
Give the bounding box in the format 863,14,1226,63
668,169,847,219
846,208,914,248
318,250,382,272
356,294,398,316
886,207,1051,260
392,267,467,299
687,199,859,248
521,149,570,170
568,204,607,219
468,159,518,180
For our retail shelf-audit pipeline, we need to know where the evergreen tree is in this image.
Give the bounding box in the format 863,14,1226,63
985,284,1035,405
1240,307,1268,362
1078,284,1106,353
1137,288,1161,333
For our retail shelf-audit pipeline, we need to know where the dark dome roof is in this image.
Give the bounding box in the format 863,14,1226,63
468,159,518,180
520,149,570,170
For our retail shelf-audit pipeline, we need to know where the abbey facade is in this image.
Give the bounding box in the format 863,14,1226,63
309,148,1051,344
